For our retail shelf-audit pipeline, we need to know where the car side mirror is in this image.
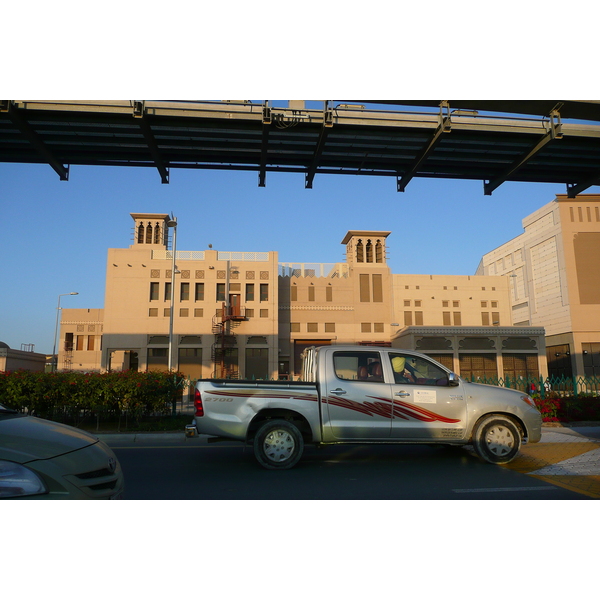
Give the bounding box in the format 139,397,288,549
447,373,460,387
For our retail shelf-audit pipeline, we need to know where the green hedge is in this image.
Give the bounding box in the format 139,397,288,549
0,370,186,426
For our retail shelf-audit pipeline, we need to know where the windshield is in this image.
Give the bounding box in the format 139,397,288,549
0,403,18,414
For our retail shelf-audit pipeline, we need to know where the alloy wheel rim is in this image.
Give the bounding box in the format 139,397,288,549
263,430,295,462
485,425,515,456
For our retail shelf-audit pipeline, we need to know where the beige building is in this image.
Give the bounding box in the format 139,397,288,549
477,194,600,379
0,341,47,372
57,213,547,380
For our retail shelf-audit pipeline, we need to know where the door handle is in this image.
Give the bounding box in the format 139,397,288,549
330,388,347,395
395,391,410,398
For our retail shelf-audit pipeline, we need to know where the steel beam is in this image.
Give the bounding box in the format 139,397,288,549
484,110,563,195
137,117,170,184
567,176,600,198
397,101,451,192
305,127,331,189
6,102,69,180
258,122,270,187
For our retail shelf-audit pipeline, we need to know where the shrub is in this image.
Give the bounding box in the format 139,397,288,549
0,370,187,425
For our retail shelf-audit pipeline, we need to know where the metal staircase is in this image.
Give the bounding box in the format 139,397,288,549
211,302,246,378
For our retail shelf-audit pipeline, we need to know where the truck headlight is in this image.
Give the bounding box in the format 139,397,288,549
520,395,537,410
0,460,48,498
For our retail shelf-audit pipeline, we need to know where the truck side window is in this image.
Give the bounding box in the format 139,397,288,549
333,351,384,382
389,353,449,386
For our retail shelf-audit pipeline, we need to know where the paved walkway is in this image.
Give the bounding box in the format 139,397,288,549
502,426,600,498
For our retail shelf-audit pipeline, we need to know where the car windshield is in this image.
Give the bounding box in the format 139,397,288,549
0,403,18,414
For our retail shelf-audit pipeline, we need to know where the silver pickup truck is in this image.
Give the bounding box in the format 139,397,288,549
185,345,542,469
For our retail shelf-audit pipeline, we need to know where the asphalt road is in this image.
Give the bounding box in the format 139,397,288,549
106,434,588,500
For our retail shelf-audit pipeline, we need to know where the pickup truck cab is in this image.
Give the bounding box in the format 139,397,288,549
185,345,542,469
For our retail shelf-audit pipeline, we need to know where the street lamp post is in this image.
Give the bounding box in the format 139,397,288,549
52,292,78,372
166,217,178,372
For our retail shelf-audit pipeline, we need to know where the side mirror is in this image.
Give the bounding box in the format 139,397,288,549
448,373,460,387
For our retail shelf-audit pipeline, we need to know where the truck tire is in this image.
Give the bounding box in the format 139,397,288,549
472,415,521,464
253,419,304,470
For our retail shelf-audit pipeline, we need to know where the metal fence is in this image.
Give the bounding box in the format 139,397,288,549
464,374,600,398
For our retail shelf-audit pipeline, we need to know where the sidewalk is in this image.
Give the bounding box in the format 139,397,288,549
504,424,600,498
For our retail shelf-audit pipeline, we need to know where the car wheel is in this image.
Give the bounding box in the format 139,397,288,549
253,419,304,470
472,415,521,464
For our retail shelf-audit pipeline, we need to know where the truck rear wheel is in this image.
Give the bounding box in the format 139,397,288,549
253,419,304,470
472,415,521,464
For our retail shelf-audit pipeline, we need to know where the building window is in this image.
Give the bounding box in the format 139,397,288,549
453,301,460,308
290,286,297,301
404,311,413,326
194,308,203,317
361,323,371,333
481,301,487,308
356,239,364,262
372,274,383,302
492,312,500,325
150,282,159,301
180,308,189,317
374,323,384,333
164,308,171,317
246,309,254,318
246,283,255,302
453,312,462,326
307,323,318,332
137,223,144,243
291,323,300,332
260,309,268,318
459,354,497,381
260,284,268,302
482,312,490,326
366,240,373,263
404,300,411,307
442,300,449,307
216,283,226,302
326,286,333,302
164,282,172,302
491,301,498,308
246,348,269,380
325,323,335,332
195,283,204,302
359,274,370,302
414,300,421,307
180,282,190,301
376,240,383,263
308,286,315,302
149,308,158,317
415,312,423,326
443,312,451,326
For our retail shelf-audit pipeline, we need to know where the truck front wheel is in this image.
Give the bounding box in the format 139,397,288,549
472,415,522,464
253,419,304,470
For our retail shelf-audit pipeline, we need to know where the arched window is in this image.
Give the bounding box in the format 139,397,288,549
145,222,153,244
137,223,145,244
356,240,364,262
366,240,373,263
154,222,161,244
376,240,383,263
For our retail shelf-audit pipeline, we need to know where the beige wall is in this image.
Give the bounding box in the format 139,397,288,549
478,194,600,377
56,214,553,379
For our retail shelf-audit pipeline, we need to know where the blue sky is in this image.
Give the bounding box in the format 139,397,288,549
1,157,590,354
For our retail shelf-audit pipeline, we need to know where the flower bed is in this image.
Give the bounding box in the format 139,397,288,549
534,393,600,423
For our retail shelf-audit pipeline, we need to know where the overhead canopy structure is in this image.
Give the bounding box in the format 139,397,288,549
1,100,599,196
